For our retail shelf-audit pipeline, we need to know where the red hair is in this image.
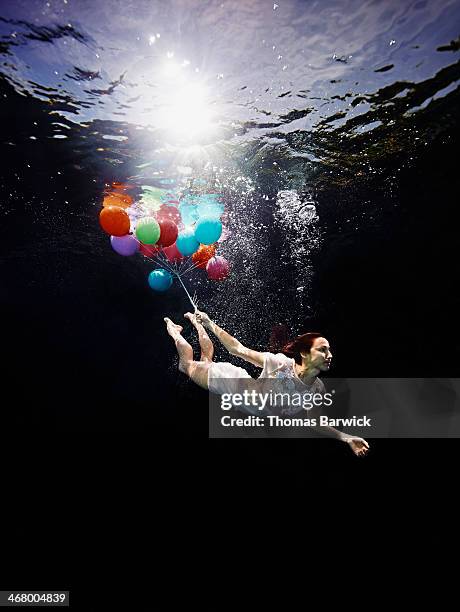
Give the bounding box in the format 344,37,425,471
281,332,323,365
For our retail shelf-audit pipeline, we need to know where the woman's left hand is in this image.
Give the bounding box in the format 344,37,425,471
345,436,370,457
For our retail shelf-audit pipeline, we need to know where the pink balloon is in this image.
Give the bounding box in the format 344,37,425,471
206,256,230,281
163,242,184,263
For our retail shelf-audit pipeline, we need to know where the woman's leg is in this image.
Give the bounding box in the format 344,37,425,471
164,318,210,389
184,312,214,362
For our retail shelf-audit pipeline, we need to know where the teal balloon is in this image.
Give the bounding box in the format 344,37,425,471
176,228,200,256
194,218,222,245
148,269,173,292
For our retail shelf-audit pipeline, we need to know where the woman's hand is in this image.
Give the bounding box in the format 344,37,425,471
195,310,212,327
344,436,370,457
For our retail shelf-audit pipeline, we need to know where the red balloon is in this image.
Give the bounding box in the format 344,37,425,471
163,242,184,263
99,206,130,236
206,256,230,281
139,243,160,258
156,205,181,224
157,218,178,247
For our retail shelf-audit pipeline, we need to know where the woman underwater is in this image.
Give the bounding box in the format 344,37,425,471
165,312,369,457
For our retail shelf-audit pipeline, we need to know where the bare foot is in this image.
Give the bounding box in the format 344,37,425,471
164,317,183,338
185,312,205,330
184,312,197,325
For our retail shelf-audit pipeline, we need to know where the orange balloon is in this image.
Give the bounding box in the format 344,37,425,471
192,244,217,269
99,206,130,236
103,192,133,208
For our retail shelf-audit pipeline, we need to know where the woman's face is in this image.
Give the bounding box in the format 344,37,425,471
302,337,332,371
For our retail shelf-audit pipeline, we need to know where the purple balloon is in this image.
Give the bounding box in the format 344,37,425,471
110,234,140,256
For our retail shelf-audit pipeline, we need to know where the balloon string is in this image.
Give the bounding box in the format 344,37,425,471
175,272,198,312
178,261,201,277
151,255,175,274
145,250,198,311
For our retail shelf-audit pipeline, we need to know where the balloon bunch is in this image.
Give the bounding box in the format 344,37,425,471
99,182,230,305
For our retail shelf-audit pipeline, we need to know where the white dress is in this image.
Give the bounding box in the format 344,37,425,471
208,352,324,398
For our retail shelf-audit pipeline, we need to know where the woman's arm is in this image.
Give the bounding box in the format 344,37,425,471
196,311,265,367
310,422,370,456
305,385,370,456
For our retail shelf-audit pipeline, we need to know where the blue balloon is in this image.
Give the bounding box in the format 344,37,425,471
194,218,222,245
148,269,173,292
176,228,200,256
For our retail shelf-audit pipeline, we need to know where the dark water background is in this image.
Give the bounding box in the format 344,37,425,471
1,0,459,601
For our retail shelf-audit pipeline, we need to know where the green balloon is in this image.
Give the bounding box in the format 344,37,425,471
135,217,160,244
